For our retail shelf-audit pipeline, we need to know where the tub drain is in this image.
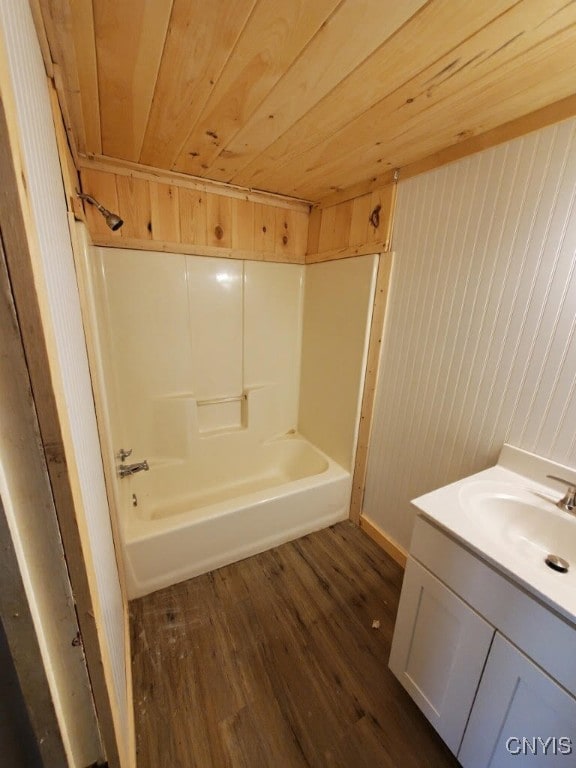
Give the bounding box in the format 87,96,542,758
545,554,569,573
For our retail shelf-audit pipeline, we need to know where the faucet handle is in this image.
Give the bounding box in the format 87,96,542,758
116,447,132,462
546,475,576,512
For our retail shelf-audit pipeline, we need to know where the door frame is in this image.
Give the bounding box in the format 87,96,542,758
0,52,127,768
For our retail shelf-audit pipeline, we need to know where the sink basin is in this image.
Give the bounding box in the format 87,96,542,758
459,482,576,566
411,446,576,622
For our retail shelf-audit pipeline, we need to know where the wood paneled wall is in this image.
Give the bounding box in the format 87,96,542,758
80,162,399,265
79,165,309,264
306,183,395,262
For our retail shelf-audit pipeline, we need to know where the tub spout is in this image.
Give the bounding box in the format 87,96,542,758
119,460,149,479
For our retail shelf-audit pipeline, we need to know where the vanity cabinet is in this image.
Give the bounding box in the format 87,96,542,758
389,559,494,753
459,633,576,767
389,516,576,766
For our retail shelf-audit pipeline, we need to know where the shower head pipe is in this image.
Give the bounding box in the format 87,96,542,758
77,191,124,231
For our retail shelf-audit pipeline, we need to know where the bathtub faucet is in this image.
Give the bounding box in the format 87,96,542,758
118,460,149,479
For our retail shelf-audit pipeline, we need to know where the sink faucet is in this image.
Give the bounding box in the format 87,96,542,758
546,475,576,514
119,460,149,479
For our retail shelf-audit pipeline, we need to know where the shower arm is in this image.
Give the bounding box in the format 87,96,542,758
76,190,124,231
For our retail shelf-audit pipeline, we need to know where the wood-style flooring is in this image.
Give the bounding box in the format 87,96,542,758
130,522,459,767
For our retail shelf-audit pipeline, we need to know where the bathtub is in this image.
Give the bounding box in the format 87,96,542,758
121,435,350,598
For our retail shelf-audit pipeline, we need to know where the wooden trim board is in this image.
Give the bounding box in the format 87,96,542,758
350,252,393,523
89,234,306,264
28,0,54,78
68,217,137,764
0,49,124,768
48,78,84,219
51,83,134,764
306,239,389,264
78,154,312,212
51,83,130,610
52,72,136,768
360,516,408,569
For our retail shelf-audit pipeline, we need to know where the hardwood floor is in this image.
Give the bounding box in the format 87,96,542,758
130,522,460,767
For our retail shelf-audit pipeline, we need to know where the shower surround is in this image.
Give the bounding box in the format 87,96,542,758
88,245,377,597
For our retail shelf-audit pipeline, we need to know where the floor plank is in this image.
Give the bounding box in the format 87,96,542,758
130,522,460,767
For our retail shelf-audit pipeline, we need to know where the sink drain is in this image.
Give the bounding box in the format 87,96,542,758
545,554,569,573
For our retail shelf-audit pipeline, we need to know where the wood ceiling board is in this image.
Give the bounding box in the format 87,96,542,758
68,0,101,155
138,0,258,169
321,91,576,206
40,0,576,205
297,83,576,201
232,0,520,190
247,0,576,197
38,0,92,153
173,0,342,177
394,93,576,188
317,95,576,209
290,31,576,198
29,0,55,78
94,0,173,161
293,30,576,199
186,0,430,182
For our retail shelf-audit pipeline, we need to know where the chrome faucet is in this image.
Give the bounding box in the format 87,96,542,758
119,460,149,479
546,475,576,514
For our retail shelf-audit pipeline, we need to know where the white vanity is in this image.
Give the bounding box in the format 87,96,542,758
389,446,576,766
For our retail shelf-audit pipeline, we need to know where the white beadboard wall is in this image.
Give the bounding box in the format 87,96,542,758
0,2,129,765
363,117,576,550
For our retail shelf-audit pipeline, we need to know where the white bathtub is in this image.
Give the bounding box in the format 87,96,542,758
121,435,350,598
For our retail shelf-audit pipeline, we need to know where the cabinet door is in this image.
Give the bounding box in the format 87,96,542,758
459,633,576,767
389,557,494,754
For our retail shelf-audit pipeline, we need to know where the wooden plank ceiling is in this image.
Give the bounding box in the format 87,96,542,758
39,0,576,203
